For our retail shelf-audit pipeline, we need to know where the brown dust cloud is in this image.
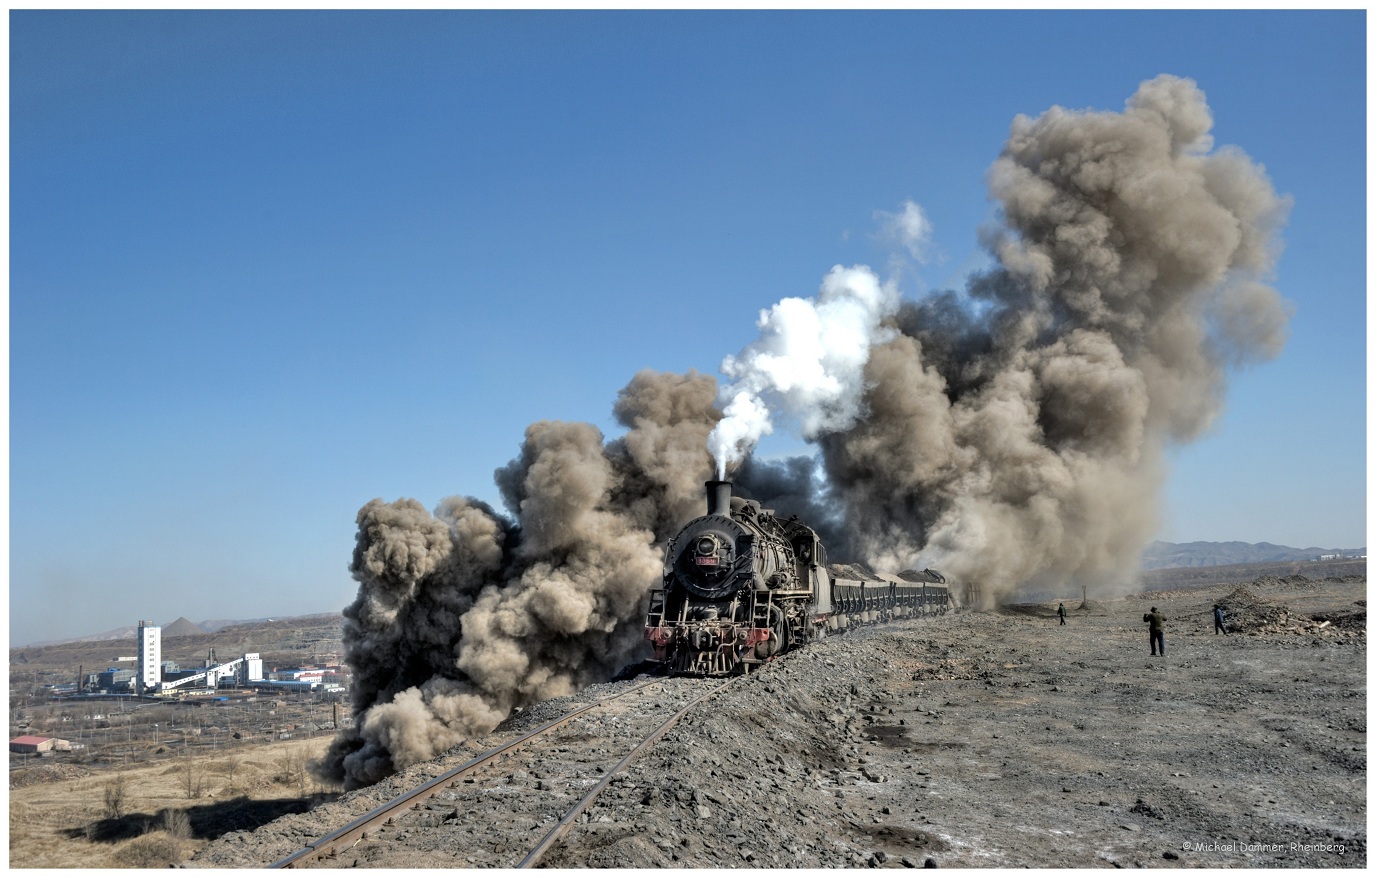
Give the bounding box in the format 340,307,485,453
317,76,1291,789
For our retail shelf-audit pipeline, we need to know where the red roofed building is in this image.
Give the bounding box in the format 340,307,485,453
10,735,55,754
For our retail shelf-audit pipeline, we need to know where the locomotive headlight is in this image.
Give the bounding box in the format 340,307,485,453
691,533,723,570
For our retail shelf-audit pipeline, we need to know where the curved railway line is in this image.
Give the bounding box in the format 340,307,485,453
269,675,734,869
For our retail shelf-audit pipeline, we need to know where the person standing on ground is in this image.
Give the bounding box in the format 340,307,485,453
1214,604,1228,635
1057,602,1067,625
1144,607,1166,656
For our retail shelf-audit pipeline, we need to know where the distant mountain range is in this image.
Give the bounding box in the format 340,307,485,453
1140,540,1366,570
16,541,1366,647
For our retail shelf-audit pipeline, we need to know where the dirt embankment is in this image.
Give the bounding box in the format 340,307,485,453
535,577,1364,868
180,575,1365,869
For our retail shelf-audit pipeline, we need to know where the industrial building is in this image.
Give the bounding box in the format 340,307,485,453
153,651,266,693
74,620,339,698
97,668,136,691
9,736,71,754
137,620,160,695
265,665,348,689
119,618,266,694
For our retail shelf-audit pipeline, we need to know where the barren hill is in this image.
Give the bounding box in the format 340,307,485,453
1142,540,1365,569
162,617,206,638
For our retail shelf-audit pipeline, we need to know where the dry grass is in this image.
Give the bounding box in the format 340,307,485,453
8,736,336,868
110,831,185,868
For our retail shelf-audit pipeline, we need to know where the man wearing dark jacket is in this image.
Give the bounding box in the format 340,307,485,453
1144,607,1166,656
1214,604,1228,635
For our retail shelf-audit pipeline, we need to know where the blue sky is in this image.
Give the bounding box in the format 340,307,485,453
9,10,1366,644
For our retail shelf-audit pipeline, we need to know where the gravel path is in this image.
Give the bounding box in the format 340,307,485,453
190,576,1366,869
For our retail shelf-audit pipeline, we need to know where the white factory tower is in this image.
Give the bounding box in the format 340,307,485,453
137,620,161,695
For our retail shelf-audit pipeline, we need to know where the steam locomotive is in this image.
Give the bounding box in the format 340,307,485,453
644,480,948,675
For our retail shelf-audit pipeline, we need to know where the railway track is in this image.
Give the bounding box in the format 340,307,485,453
269,674,734,869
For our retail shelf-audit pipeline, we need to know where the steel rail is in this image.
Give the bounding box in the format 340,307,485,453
268,679,661,869
516,677,735,869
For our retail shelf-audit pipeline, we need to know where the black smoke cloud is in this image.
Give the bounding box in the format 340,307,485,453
319,75,1289,787
317,370,720,789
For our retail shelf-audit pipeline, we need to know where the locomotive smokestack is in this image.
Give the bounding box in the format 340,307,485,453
706,480,732,517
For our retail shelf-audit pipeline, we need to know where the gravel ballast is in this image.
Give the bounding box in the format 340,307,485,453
191,576,1366,869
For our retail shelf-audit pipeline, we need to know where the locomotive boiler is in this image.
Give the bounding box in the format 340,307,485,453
644,480,949,675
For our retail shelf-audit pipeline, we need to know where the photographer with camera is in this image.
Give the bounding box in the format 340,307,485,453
1143,607,1166,656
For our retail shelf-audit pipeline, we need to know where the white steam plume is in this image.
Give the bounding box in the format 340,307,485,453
707,263,901,476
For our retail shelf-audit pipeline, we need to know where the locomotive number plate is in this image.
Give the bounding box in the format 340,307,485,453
695,556,720,566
